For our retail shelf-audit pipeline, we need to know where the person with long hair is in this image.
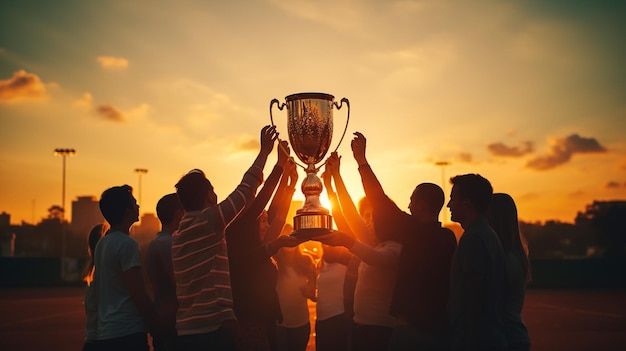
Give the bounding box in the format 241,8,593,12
82,223,106,351
487,193,531,351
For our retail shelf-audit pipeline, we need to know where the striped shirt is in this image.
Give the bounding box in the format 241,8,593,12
172,165,263,335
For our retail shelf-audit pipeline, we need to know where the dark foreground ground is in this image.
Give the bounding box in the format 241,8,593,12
0,287,624,351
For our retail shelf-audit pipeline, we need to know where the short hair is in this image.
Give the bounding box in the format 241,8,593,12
450,174,493,214
176,169,212,211
156,193,183,225
99,185,134,225
411,183,444,215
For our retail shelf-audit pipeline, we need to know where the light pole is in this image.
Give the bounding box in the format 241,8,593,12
435,161,450,224
134,168,148,211
54,148,76,257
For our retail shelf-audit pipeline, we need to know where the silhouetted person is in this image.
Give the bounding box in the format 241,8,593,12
316,151,374,351
315,243,353,351
226,140,302,351
487,193,531,351
146,193,184,351
82,223,105,351
317,143,405,351
274,236,317,351
172,125,278,351
93,185,158,351
348,132,457,350
447,174,506,351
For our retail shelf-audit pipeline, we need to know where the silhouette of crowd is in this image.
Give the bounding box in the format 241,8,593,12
81,125,531,351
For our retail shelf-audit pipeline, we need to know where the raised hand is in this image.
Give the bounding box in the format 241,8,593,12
325,152,341,176
260,125,279,156
351,131,367,166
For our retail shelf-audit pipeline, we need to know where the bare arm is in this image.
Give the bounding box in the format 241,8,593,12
218,125,278,228
264,158,298,242
267,140,291,222
327,152,376,245
315,231,398,269
322,166,353,235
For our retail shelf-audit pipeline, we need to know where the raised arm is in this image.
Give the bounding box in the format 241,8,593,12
322,162,353,236
326,152,375,245
351,132,407,228
218,125,278,228
268,140,292,222
245,140,290,221
264,157,298,243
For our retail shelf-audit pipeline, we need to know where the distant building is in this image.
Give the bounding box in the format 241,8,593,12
71,196,104,236
0,212,9,228
132,213,160,249
0,212,15,256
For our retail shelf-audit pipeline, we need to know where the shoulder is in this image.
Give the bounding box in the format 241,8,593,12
108,231,137,245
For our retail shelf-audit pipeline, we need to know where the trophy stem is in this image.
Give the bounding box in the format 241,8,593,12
298,170,329,215
292,167,332,236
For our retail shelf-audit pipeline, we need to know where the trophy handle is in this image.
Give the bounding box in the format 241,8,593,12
269,98,285,127
270,98,308,170
332,97,350,154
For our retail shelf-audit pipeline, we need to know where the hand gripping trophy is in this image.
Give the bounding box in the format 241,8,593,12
270,92,350,239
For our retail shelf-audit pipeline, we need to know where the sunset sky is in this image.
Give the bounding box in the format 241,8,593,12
1,0,625,226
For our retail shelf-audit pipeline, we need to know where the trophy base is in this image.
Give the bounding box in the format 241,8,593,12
290,213,333,240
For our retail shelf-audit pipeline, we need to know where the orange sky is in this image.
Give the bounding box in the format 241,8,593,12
1,0,625,225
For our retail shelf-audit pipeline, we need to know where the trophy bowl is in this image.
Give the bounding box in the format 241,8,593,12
270,92,350,239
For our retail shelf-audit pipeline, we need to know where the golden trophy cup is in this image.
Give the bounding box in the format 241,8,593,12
270,92,350,239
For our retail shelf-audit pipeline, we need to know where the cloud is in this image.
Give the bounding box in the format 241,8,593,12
234,137,259,152
518,192,540,201
95,104,125,122
0,70,50,103
73,92,93,111
456,152,472,163
487,141,534,157
97,56,129,70
526,134,606,170
605,181,621,189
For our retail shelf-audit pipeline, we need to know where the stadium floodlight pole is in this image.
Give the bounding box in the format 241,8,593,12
134,168,148,211
53,148,77,220
54,148,76,258
435,161,450,224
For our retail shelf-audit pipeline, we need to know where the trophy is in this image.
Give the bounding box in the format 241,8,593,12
270,92,350,239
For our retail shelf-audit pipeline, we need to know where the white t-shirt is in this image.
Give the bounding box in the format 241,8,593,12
351,240,401,327
316,260,348,321
276,266,310,328
93,231,146,339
